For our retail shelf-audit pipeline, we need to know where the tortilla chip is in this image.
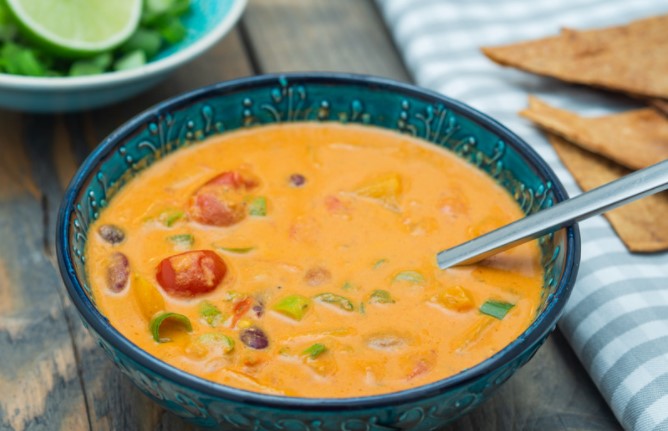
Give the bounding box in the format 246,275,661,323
520,96,668,170
549,134,668,252
481,15,668,99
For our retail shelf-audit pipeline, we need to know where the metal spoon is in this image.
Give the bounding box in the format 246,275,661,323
436,159,668,269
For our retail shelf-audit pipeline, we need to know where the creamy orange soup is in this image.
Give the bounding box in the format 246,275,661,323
86,123,543,398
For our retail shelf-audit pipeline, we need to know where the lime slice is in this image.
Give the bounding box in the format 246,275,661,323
6,0,142,57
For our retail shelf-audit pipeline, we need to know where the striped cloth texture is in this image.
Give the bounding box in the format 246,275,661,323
375,1,668,430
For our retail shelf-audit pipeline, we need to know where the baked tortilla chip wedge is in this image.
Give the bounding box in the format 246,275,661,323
549,134,668,252
481,15,668,99
520,96,668,170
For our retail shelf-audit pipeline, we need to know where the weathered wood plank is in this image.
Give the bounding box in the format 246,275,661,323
241,0,411,81
0,114,90,431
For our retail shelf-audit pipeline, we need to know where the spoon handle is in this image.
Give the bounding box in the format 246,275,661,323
436,159,668,270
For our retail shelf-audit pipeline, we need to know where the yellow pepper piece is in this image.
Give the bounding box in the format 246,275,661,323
353,173,402,208
133,274,165,321
433,285,474,312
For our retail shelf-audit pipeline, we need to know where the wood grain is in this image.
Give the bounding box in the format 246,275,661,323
0,1,621,430
0,114,90,431
241,0,411,81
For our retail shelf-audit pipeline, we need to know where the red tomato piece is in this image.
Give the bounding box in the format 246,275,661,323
189,170,259,226
156,250,227,298
231,297,253,327
205,171,258,189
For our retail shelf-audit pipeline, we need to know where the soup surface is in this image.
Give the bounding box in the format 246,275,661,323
86,122,543,398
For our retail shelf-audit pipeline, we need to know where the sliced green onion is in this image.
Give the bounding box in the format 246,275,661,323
369,289,395,304
359,302,366,314
197,333,235,353
314,293,354,312
223,290,243,302
273,294,311,321
479,300,515,320
342,281,354,290
199,300,224,327
373,258,388,269
168,233,194,248
302,343,327,359
150,312,192,343
161,209,184,227
217,246,255,254
393,270,425,283
248,196,267,216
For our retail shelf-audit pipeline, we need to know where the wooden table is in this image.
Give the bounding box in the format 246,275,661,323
0,1,623,430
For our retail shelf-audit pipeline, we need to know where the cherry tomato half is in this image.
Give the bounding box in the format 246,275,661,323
156,250,227,298
189,170,259,226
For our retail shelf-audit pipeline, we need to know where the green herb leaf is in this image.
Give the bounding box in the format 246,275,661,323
393,270,425,283
150,312,192,343
273,294,311,321
314,292,354,312
158,16,187,43
248,196,267,216
1,43,46,76
369,289,395,304
114,49,146,71
302,343,327,359
479,300,515,320
122,28,162,58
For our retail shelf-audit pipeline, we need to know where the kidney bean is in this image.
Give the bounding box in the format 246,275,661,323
98,224,125,244
240,327,269,350
106,252,129,292
289,174,306,187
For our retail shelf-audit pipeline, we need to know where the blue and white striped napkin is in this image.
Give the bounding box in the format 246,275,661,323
375,1,668,430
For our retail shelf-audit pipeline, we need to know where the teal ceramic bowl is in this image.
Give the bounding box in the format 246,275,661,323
0,0,246,113
57,73,580,430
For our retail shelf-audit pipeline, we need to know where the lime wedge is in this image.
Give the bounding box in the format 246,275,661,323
6,0,142,57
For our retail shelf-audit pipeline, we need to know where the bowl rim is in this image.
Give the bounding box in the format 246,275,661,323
57,72,581,411
0,0,247,91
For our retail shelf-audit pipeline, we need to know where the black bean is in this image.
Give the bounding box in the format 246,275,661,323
289,174,306,187
240,327,269,350
98,224,125,244
106,252,129,293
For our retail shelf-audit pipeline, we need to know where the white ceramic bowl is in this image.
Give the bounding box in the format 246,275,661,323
0,0,246,113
